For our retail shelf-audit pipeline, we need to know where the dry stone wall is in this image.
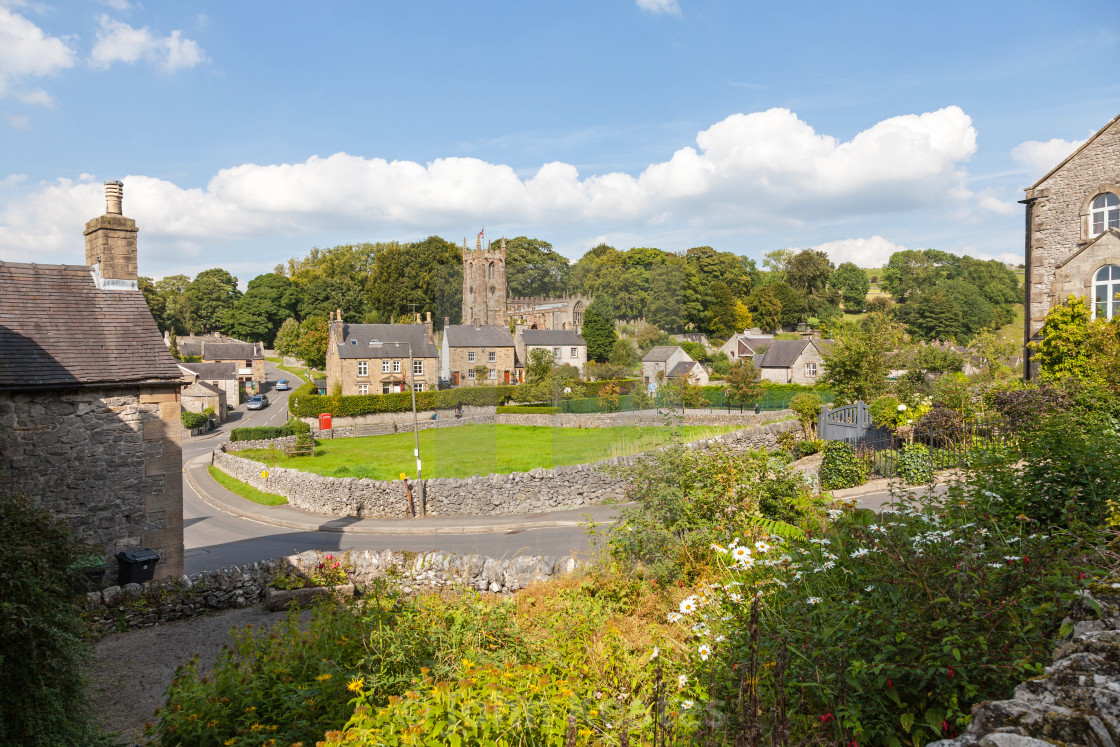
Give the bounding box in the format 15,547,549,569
495,409,793,428
212,418,800,519
83,549,577,632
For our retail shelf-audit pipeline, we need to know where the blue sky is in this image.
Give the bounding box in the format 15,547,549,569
1,0,1118,281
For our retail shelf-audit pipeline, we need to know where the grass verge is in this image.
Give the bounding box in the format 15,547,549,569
207,465,288,505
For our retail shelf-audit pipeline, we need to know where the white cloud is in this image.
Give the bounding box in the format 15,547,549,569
0,6,75,104
0,107,982,267
3,112,30,129
636,0,681,15
977,193,1016,216
814,236,907,268
90,15,205,71
102,0,134,9
17,87,52,106
1011,138,1084,180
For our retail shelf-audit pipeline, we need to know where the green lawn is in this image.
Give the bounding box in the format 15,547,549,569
208,465,288,505
233,423,740,480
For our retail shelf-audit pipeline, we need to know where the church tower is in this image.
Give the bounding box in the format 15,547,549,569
461,233,507,326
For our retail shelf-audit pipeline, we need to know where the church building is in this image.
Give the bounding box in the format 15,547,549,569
1024,112,1120,376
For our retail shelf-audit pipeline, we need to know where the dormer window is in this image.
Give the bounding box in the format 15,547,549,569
350,340,357,345
1094,265,1120,320
1091,193,1119,236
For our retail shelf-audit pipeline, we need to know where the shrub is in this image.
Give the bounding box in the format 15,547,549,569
230,418,313,442
180,410,208,429
0,494,108,746
869,394,904,430
496,405,561,414
913,405,968,446
289,384,518,418
793,438,824,458
897,442,935,484
819,440,867,490
990,385,1069,428
789,391,823,437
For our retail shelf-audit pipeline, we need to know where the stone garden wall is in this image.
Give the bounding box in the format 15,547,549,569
495,409,793,429
225,435,298,451
300,405,496,430
212,418,801,519
83,549,578,632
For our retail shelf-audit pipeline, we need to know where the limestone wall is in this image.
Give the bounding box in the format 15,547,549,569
212,418,800,519
495,410,792,429
0,385,184,583
300,405,496,429
82,548,578,632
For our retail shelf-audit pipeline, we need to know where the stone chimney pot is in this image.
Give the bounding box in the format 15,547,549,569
105,180,124,215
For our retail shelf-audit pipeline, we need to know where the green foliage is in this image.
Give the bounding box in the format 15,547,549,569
819,440,867,490
184,267,241,335
503,236,570,297
608,338,639,369
1032,296,1094,381
181,410,209,429
793,438,825,458
820,312,904,404
525,347,555,383
869,394,905,430
495,405,560,414
746,286,782,332
724,358,763,407
229,418,310,442
297,315,330,370
365,237,462,326
225,273,301,345
273,317,301,357
830,261,870,312
678,340,707,362
897,442,935,484
789,391,823,437
0,494,108,746
581,306,617,362
289,384,517,418
769,281,805,328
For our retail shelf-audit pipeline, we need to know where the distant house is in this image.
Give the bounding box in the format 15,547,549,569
754,339,831,384
181,380,227,423
0,180,185,583
178,361,239,406
719,331,774,362
440,325,517,386
325,312,440,395
641,346,709,389
516,329,587,371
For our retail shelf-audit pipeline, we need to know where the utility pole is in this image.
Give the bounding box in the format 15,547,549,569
406,342,425,515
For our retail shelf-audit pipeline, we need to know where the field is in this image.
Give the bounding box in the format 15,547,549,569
234,423,740,480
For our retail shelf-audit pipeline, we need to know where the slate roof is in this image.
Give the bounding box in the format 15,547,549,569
443,325,515,348
202,341,261,361
182,380,224,397
0,261,182,390
179,361,238,380
520,329,585,346
336,324,439,359
738,336,772,356
668,361,699,379
178,340,203,358
754,340,811,369
642,345,682,363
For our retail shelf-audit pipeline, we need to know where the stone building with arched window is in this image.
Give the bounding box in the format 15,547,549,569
1023,112,1120,376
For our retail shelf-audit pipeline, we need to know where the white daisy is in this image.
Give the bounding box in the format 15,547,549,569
679,596,698,615
807,596,822,604
864,585,873,592
682,699,694,710
667,612,683,623
755,541,772,554
678,674,687,688
650,646,659,660
698,644,711,661
710,543,728,554
850,548,870,558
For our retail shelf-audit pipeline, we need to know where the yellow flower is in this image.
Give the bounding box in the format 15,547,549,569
224,739,237,746
347,677,364,693
316,673,333,682
461,658,475,671
251,722,264,731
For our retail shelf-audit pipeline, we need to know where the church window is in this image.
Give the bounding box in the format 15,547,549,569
488,262,495,280
1093,265,1120,320
1091,193,1119,236
573,301,584,327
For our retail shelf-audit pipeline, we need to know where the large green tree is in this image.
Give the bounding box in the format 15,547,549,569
786,249,834,299
769,282,806,328
582,305,617,362
705,281,739,338
367,237,462,326
820,312,905,403
138,276,167,332
896,288,965,342
503,236,570,298
724,358,763,408
154,274,191,333
183,268,241,334
273,317,301,357
830,262,870,312
747,287,782,332
226,273,301,345
297,316,330,370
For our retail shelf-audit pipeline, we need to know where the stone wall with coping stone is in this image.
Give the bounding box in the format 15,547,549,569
83,549,578,632
0,385,184,583
212,418,801,519
226,435,298,451
312,414,494,440
300,405,496,430
495,410,793,429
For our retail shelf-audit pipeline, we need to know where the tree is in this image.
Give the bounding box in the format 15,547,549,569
769,282,805,328
896,288,964,342
297,316,329,370
1032,296,1094,381
138,276,167,331
732,302,753,334
525,348,555,384
503,236,570,297
747,287,782,332
582,306,617,362
183,268,241,334
647,262,690,331
725,359,763,409
705,281,739,338
786,249,834,300
273,317,301,357
830,262,870,312
154,274,191,333
970,330,1018,379
609,339,638,369
367,237,461,325
881,250,940,303
762,249,795,277
820,312,905,403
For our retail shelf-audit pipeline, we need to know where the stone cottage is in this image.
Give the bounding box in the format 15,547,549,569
440,324,517,386
754,339,830,385
0,181,185,582
515,328,587,372
641,345,709,390
1023,112,1120,376
325,312,440,395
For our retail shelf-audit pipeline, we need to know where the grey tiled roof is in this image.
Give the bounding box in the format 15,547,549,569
668,361,698,379
336,324,439,359
0,261,182,389
755,340,810,369
444,325,515,348
520,329,585,346
182,380,224,397
642,345,681,363
179,361,238,380
202,341,261,361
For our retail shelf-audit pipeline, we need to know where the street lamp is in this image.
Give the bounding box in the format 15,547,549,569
404,342,425,516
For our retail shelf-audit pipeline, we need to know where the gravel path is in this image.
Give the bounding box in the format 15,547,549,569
87,606,293,745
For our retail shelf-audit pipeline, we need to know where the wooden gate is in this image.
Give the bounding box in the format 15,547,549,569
819,401,887,445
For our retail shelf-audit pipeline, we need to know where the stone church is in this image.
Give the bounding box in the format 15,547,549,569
460,234,592,332
1024,112,1120,375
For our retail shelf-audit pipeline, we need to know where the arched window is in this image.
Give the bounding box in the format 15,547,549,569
573,301,584,327
1091,193,1120,236
488,261,495,280
1094,265,1120,320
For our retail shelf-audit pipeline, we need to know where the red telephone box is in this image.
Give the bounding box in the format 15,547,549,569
318,413,332,430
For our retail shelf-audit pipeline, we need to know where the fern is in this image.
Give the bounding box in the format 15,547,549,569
748,515,805,539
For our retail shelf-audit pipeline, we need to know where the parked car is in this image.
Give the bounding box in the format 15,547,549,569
276,379,290,391
247,394,269,410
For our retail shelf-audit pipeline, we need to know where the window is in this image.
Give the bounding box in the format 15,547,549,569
1091,193,1120,236
382,360,390,373
1094,265,1120,320
468,368,476,379
414,382,424,392
357,384,369,395
489,368,496,379
413,360,424,375
573,301,584,327
488,351,496,362
570,347,578,358
553,347,561,360
382,384,391,394
392,360,401,373
805,362,818,378
356,361,368,376
468,351,476,363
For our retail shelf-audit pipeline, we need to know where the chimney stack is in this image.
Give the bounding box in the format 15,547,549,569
424,312,434,345
84,180,138,288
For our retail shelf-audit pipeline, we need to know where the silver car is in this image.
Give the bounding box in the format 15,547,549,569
246,394,269,410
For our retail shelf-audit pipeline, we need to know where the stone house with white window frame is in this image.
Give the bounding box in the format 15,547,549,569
754,339,830,385
325,313,439,395
515,328,587,372
440,324,517,386
640,346,709,390
1022,112,1120,377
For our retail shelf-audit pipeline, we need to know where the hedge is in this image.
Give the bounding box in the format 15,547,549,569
230,419,311,442
583,379,639,396
496,405,561,415
288,384,518,418
181,411,208,429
